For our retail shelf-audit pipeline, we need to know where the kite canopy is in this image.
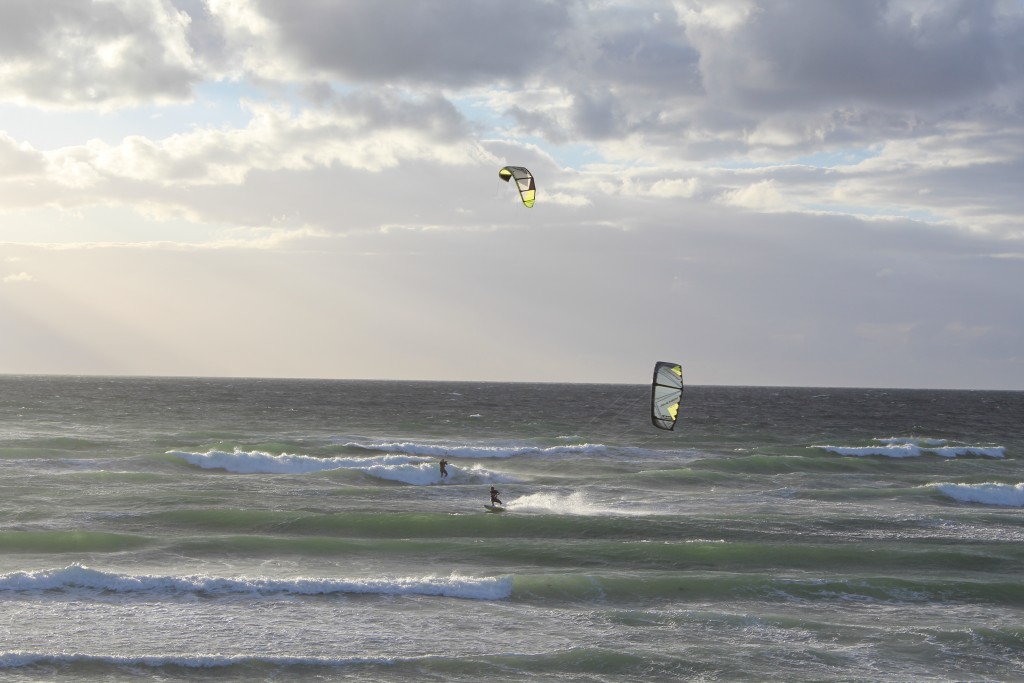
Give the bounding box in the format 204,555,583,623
651,361,684,430
498,166,536,207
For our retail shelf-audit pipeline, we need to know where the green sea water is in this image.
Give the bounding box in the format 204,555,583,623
1,376,1022,681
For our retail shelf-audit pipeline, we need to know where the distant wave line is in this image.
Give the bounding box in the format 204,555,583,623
0,564,512,601
169,449,429,474
0,651,398,670
348,441,609,459
167,448,519,485
811,436,1004,459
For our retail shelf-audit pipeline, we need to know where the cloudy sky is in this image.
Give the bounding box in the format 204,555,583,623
1,0,1022,389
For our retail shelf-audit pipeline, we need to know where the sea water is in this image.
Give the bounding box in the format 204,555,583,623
1,376,1022,681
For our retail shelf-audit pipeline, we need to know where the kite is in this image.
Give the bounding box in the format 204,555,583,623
651,361,683,431
498,166,536,207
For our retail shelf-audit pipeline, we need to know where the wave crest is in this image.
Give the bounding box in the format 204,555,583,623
812,437,1004,459
167,449,510,485
349,441,608,459
931,482,1024,507
0,564,513,601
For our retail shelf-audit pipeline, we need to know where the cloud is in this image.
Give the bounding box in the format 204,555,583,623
645,177,700,199
0,0,198,109
681,0,1024,109
3,271,33,283
718,178,790,211
0,91,487,227
0,0,1021,387
209,0,571,86
0,132,45,176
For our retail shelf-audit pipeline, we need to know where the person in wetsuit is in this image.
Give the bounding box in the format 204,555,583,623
489,486,503,506
439,458,448,478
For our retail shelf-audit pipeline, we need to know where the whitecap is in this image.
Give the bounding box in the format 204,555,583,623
347,441,608,459
0,564,514,601
506,490,656,516
167,448,510,485
0,651,398,669
931,482,1024,507
812,438,1004,459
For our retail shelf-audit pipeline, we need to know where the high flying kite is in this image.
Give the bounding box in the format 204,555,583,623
498,166,536,207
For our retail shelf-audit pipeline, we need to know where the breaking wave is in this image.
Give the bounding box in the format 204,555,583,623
0,651,397,670
0,564,512,601
168,449,507,485
812,437,1004,459
348,441,608,459
506,491,656,516
931,482,1024,507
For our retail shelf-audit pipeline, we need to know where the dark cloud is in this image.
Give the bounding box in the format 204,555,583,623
325,89,468,138
702,0,1023,111
0,0,83,59
6,0,1018,154
172,0,233,75
494,1,1023,150
252,0,572,86
569,88,627,140
587,22,702,92
860,156,1024,229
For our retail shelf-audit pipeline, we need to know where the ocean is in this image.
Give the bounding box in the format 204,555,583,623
1,375,1022,681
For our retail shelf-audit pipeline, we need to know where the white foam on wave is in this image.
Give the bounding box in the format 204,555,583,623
0,651,397,670
170,449,425,474
168,449,510,485
348,441,608,459
507,491,652,516
0,564,513,601
931,482,1024,507
812,437,1004,459
876,437,948,446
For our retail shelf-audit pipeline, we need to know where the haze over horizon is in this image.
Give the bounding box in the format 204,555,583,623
2,1,1022,390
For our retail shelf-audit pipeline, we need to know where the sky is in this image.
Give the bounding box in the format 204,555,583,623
1,0,1022,389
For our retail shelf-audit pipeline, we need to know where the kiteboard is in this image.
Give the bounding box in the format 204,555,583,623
483,504,505,513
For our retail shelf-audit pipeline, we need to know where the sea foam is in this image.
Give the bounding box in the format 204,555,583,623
813,437,1004,459
506,491,652,516
347,441,608,459
0,564,513,601
170,449,425,474
931,482,1024,507
168,449,507,485
0,652,397,670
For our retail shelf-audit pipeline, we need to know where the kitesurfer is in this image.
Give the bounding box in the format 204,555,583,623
489,486,502,506
439,458,449,478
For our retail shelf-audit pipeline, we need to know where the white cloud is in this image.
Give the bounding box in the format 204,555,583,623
646,177,700,199
0,93,486,229
718,179,790,212
673,0,758,32
3,271,33,283
0,132,45,176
